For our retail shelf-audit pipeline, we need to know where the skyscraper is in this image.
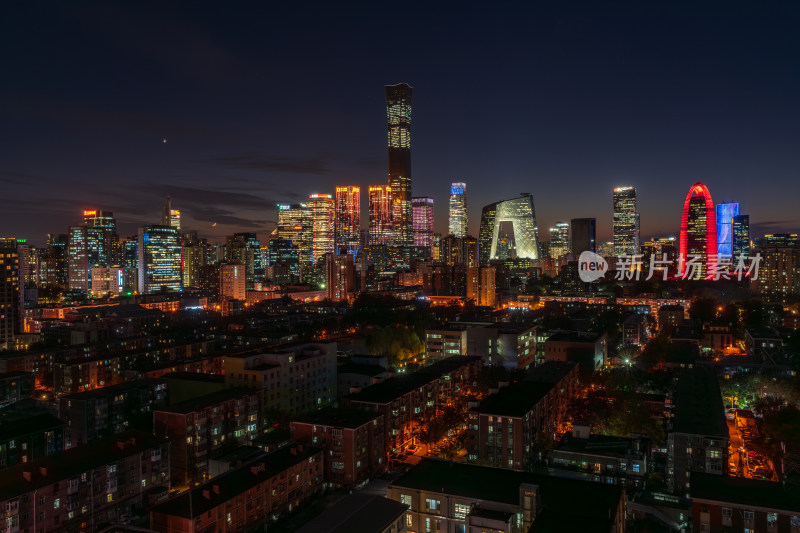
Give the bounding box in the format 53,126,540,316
335,186,361,253
732,215,750,259
549,222,570,260
715,202,740,261
412,197,434,248
570,218,596,255
308,194,335,263
137,225,182,294
219,263,246,301
478,195,541,264
325,253,355,302
613,187,639,255
162,196,180,231
368,185,393,245
448,182,468,238
466,266,496,307
386,83,412,245
277,203,312,264
679,183,717,279
0,238,22,350
67,225,89,291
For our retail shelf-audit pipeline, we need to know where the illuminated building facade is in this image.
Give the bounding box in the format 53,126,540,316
137,225,182,294
368,185,393,245
386,83,412,245
335,186,361,253
0,239,22,350
161,196,180,231
89,267,124,297
219,263,246,301
732,214,750,259
478,195,541,264
267,239,299,284
466,266,496,307
67,225,89,291
613,186,639,255
756,234,800,302
679,183,717,278
325,253,355,302
571,218,596,255
308,194,334,263
448,182,468,237
549,222,570,260
412,196,434,248
715,202,739,260
277,203,312,264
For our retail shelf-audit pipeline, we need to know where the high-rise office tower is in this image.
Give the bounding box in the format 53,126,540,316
715,202,740,261
335,186,361,253
182,232,208,289
549,222,570,260
67,225,90,291
412,197,434,249
613,186,639,255
732,215,750,259
448,183,468,238
679,183,717,278
0,239,22,350
325,253,355,302
267,239,300,284
41,233,68,288
368,185,393,245
137,225,182,294
756,234,800,302
478,195,541,265
277,203,312,264
308,194,334,264
571,218,596,254
82,209,117,269
162,196,181,231
386,83,413,245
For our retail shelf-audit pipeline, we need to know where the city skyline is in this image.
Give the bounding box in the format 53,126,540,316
3,3,800,244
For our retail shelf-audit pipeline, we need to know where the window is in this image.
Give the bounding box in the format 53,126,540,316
632,464,640,473
722,508,731,517
767,512,778,525
425,498,440,511
53,499,60,510
406,513,413,528
744,510,754,520
454,503,470,519
400,494,412,507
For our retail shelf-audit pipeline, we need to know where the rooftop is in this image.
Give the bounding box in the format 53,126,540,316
150,445,321,519
155,387,259,414
524,361,577,384
672,368,728,438
337,363,387,377
473,382,554,417
545,331,604,344
0,413,64,441
0,430,168,501
392,459,623,523
162,372,225,383
59,378,167,400
690,472,800,512
295,494,407,533
293,407,381,429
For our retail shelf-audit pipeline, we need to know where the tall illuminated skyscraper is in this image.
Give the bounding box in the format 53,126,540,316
715,202,740,260
308,194,334,263
732,215,750,259
277,203,312,264
549,222,570,259
368,185,393,245
412,197,434,248
448,182,468,238
137,225,182,293
386,83,412,245
0,238,22,350
613,187,639,255
679,182,717,278
335,186,361,253
67,225,89,291
478,195,541,264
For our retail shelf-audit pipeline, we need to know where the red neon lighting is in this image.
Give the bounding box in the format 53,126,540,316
679,182,717,278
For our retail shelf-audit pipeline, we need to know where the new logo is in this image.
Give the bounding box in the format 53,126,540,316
578,251,608,282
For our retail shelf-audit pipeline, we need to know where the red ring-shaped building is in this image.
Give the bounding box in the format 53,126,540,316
679,182,717,278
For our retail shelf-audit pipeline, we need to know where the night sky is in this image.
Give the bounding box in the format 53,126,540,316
3,1,800,246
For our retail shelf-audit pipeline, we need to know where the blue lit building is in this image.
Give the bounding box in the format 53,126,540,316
137,225,182,294
715,203,740,260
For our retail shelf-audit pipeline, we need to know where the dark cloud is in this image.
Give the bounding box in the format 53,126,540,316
134,183,276,210
751,220,799,234
206,152,332,174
